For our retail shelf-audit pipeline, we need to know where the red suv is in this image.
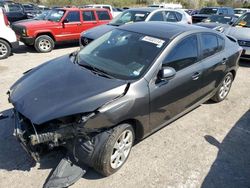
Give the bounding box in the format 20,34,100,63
12,8,112,52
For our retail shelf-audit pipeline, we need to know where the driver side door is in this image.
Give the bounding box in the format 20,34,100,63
58,11,81,41
149,34,204,131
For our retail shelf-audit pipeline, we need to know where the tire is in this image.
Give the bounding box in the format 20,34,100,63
94,123,135,176
211,72,233,103
0,39,11,60
34,35,54,53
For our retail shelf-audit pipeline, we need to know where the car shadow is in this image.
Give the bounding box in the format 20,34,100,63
202,110,250,188
0,108,66,171
239,60,250,67
12,41,79,55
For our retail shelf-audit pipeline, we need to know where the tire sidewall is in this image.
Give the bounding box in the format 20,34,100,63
35,35,54,53
0,39,11,60
98,124,135,176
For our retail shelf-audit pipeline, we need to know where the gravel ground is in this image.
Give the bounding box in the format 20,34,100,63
0,43,250,188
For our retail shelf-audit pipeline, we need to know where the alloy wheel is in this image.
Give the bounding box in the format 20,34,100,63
110,130,133,169
0,42,8,58
219,75,232,99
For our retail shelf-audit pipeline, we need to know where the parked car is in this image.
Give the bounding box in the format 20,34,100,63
12,8,112,53
0,8,18,59
85,4,121,17
192,7,234,23
223,12,250,60
80,8,192,47
13,10,51,24
234,8,250,17
0,1,27,23
9,22,241,187
195,15,237,29
22,3,41,19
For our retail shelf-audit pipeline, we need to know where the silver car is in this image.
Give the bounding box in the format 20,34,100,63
223,12,250,60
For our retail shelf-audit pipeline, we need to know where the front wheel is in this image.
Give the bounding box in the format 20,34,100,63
211,72,233,102
0,39,11,60
94,124,135,176
34,35,54,53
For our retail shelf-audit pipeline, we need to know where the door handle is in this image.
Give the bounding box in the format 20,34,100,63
192,72,201,80
221,58,228,65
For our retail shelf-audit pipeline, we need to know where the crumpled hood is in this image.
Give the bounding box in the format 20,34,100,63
224,26,250,40
81,24,116,40
9,55,128,125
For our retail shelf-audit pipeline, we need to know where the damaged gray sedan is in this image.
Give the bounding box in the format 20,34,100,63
8,22,241,187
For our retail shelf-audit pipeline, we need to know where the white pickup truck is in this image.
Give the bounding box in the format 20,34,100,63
0,8,18,59
85,4,122,17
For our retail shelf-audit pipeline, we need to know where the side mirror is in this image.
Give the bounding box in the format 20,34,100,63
62,19,69,28
158,66,176,80
63,19,69,23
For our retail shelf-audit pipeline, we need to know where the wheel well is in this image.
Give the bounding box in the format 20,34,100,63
230,70,236,80
36,32,55,41
0,38,11,48
119,119,145,141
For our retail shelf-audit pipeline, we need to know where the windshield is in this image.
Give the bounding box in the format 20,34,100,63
199,8,218,15
233,13,250,27
109,10,150,26
45,9,65,22
205,15,233,24
78,29,167,80
23,4,36,11
234,9,247,14
34,10,50,20
7,3,22,12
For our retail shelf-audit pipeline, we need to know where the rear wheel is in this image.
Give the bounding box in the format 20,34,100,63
34,35,54,53
211,72,233,102
0,39,11,59
94,124,135,176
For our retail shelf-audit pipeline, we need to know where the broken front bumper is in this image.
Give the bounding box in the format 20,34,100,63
13,110,40,162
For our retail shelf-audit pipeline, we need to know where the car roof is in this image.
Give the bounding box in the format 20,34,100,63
119,21,210,40
56,7,109,11
125,7,158,12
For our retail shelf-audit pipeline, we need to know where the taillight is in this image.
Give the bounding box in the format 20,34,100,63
3,11,9,26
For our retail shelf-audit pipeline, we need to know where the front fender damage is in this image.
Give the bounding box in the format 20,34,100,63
23,83,130,188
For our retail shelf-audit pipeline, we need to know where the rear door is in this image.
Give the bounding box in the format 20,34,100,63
81,10,98,32
149,34,204,129
59,10,81,41
96,10,112,25
148,11,165,21
198,33,227,98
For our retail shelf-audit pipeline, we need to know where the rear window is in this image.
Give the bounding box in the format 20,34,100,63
96,11,110,20
7,4,22,12
82,11,96,21
199,8,218,15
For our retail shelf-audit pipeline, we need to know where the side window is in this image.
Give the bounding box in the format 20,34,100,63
82,11,96,21
217,36,225,52
96,11,111,20
222,9,228,14
164,35,199,71
65,11,80,22
149,11,164,21
165,11,178,22
175,12,182,21
201,34,218,58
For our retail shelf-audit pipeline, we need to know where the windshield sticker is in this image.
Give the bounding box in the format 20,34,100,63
141,36,165,48
135,14,145,17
